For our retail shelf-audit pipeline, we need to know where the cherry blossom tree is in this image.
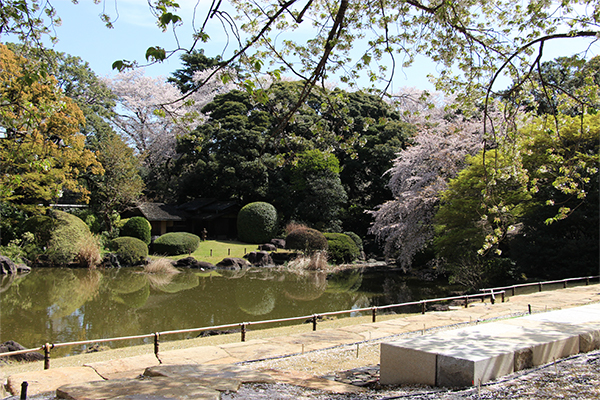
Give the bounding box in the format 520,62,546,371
368,96,487,267
105,68,234,170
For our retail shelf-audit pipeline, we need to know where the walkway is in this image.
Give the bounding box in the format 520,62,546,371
3,283,600,399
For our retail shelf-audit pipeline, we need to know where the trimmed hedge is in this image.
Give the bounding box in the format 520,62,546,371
121,216,151,245
285,227,328,254
153,232,201,256
343,231,363,253
237,202,278,244
324,233,360,264
110,236,149,265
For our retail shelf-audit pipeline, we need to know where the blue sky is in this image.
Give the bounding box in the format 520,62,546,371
30,1,600,92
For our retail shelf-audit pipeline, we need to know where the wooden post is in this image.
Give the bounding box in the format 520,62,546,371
241,323,247,342
563,280,567,288
312,315,318,331
538,282,543,292
464,295,469,308
528,304,532,314
154,333,161,363
501,292,505,303
43,343,51,370
512,287,516,296
228,248,231,256
421,301,425,314
372,307,377,323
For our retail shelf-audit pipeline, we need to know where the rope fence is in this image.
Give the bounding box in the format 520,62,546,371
1,274,597,370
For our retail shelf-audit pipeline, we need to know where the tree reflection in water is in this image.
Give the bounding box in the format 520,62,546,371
0,266,455,356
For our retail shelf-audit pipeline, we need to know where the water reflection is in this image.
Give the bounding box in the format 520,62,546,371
0,266,456,357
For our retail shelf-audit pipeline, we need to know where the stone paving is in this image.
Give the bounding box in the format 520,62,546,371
2,283,599,399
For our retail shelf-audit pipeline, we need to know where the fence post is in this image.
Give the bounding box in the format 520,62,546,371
464,295,469,308
501,292,505,303
421,301,425,314
538,282,543,292
372,307,377,323
512,287,516,296
20,381,28,400
43,343,52,370
154,333,161,363
490,292,495,305
563,280,567,288
312,315,318,331
586,277,590,285
241,323,247,342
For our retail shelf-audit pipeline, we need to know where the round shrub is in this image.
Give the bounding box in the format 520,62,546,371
237,202,278,244
324,233,360,264
121,216,151,245
285,227,328,254
343,231,363,253
153,232,201,256
109,236,149,266
44,211,96,265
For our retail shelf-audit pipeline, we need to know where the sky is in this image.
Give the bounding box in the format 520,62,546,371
13,0,600,93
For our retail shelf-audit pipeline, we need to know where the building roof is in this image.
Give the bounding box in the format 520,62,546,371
136,203,188,221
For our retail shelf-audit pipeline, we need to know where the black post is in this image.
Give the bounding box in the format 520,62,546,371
372,307,377,323
20,381,28,400
501,292,505,303
312,315,318,331
464,296,469,308
528,304,532,314
563,280,567,288
241,323,247,342
538,282,543,292
421,302,425,314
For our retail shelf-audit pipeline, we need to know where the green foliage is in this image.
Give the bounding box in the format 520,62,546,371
323,233,360,264
237,202,278,244
0,201,29,245
285,228,328,254
168,49,222,94
121,216,152,245
153,232,201,256
109,236,149,265
41,211,97,265
343,231,363,253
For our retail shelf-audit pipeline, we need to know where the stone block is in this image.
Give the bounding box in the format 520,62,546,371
380,342,437,386
436,350,514,387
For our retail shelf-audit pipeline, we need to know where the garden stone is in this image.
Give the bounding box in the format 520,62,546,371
270,238,285,248
216,257,250,270
270,252,299,265
102,253,122,268
174,257,216,269
259,243,277,251
244,251,273,266
0,340,44,362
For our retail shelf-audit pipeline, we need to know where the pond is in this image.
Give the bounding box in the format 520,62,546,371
0,266,457,357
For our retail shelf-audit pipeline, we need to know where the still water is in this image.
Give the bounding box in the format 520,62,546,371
1,266,455,357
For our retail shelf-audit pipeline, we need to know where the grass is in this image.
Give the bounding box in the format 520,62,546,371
163,240,262,264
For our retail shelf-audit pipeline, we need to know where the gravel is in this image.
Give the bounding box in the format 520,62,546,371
224,349,600,399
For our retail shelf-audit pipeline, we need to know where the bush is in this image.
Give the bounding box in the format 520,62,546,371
121,216,151,245
344,231,363,253
286,227,328,254
324,233,360,264
153,232,201,256
109,236,149,265
40,211,99,266
237,202,278,244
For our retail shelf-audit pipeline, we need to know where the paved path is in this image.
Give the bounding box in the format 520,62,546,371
3,283,600,399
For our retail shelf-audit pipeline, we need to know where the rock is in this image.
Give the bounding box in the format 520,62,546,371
270,238,286,249
216,257,250,270
244,251,273,266
174,257,216,270
0,340,44,362
270,252,299,265
0,255,28,275
258,243,277,251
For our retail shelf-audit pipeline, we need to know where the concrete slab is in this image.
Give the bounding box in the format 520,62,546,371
6,366,103,397
158,345,231,365
380,302,600,388
274,329,364,352
219,338,302,361
85,354,160,380
56,376,221,400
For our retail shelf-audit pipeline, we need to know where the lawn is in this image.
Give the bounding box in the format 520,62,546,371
167,240,261,264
